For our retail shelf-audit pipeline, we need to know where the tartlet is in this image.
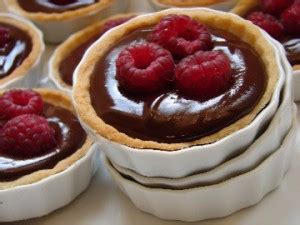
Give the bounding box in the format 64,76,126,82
50,13,136,93
4,0,120,43
231,0,300,71
0,89,93,190
0,13,44,89
73,9,279,151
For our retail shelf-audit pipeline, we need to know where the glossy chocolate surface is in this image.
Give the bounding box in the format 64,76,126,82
89,27,267,143
0,103,87,182
59,16,135,86
59,35,99,85
17,0,98,13
0,23,32,80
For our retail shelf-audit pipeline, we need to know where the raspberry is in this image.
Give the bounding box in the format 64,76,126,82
50,0,77,5
261,0,294,15
0,114,56,157
101,16,135,34
116,42,175,93
148,14,213,59
0,26,11,48
0,89,44,120
247,11,284,39
175,51,232,100
281,2,300,35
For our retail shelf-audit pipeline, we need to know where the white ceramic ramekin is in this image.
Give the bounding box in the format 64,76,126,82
293,70,300,102
149,0,239,11
111,34,293,188
0,144,99,222
73,8,288,178
105,111,298,222
5,0,129,44
0,13,45,89
111,94,294,189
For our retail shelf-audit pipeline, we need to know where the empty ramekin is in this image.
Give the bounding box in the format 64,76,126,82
105,110,297,222
73,8,287,178
4,0,129,43
0,143,99,222
149,0,239,11
0,13,45,89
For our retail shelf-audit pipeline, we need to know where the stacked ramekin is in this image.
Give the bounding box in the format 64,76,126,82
72,8,296,222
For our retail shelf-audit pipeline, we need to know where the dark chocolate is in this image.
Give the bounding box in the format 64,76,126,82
17,0,98,13
0,22,32,80
89,27,267,143
0,103,87,182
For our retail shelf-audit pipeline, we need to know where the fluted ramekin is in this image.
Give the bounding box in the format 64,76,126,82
105,110,297,222
73,8,287,178
0,143,99,222
5,0,129,43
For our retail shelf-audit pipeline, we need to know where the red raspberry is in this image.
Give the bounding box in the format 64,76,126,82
0,89,44,120
281,2,300,34
148,14,213,59
247,11,284,39
116,42,175,93
261,0,294,15
0,114,56,157
175,51,232,100
101,16,135,34
0,26,11,48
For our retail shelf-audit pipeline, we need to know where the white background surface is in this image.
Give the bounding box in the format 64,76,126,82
1,0,300,224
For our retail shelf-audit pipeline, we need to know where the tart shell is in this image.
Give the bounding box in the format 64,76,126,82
73,8,280,151
4,0,113,22
0,89,93,190
49,13,137,94
230,0,300,71
4,0,129,43
0,13,44,89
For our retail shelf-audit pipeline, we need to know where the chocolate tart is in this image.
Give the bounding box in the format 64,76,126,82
231,0,300,70
73,9,279,151
50,13,136,93
4,0,119,43
0,13,44,89
0,89,92,190
4,0,113,22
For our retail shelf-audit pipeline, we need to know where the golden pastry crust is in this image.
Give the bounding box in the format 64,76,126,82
231,0,300,71
4,0,113,22
0,14,44,87
50,13,137,91
230,0,259,15
73,8,279,151
153,0,228,7
0,89,93,190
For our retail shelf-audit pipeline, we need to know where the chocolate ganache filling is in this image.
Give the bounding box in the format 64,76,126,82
0,23,32,80
89,27,267,143
17,0,99,13
0,103,87,182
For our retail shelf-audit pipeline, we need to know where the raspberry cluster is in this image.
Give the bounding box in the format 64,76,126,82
116,15,233,100
0,89,56,157
247,0,299,39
